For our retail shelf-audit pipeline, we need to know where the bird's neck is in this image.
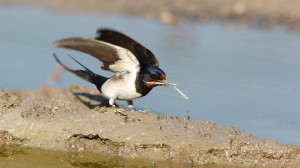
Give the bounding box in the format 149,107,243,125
135,72,152,97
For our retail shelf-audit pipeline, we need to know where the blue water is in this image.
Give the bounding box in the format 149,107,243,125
1,6,300,146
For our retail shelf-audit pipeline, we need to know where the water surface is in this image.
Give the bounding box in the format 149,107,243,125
0,6,300,147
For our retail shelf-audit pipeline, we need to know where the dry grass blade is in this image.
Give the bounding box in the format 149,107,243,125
147,81,176,86
147,81,189,100
172,85,189,100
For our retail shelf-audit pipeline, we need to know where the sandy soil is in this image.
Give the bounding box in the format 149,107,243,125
1,0,300,29
0,85,299,167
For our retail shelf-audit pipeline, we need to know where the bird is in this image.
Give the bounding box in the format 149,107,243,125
52,28,170,111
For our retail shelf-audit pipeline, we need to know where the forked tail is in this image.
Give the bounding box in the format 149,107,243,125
53,53,108,89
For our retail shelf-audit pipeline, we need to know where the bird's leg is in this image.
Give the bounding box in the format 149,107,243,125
109,97,124,113
127,100,136,111
109,97,117,113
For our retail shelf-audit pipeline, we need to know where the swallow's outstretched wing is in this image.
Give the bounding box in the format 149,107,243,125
53,37,140,74
96,29,159,67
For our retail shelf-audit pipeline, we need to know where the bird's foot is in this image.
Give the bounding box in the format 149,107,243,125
112,105,126,116
128,105,136,111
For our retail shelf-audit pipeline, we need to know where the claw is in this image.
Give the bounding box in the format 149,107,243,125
112,105,126,116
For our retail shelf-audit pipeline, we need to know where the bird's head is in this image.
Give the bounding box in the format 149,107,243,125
141,66,167,88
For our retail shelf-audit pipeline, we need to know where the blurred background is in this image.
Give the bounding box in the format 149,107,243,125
0,0,300,146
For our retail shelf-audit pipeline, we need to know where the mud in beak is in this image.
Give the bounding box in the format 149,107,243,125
146,80,176,87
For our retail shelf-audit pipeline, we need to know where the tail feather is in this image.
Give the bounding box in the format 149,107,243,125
53,53,108,88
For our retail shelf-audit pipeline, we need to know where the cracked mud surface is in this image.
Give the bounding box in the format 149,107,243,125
0,85,299,167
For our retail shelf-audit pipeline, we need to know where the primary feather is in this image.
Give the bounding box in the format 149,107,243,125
52,37,140,74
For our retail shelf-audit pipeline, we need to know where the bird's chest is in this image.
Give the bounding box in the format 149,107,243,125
101,73,142,100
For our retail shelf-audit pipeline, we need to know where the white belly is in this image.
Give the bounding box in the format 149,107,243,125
100,73,142,100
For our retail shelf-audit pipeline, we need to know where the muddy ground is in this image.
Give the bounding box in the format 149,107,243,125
0,0,300,167
0,85,299,167
2,0,300,30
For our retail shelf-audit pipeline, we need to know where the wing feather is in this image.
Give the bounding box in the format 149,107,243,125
96,29,159,67
53,38,140,73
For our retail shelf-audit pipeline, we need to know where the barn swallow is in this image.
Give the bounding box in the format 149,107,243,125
52,29,170,111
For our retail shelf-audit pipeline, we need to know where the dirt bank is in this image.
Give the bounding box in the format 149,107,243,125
1,0,300,30
0,85,299,167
